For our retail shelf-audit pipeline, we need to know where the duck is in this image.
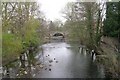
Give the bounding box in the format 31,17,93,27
49,64,52,66
49,60,53,63
49,68,51,71
56,61,58,63
45,68,47,70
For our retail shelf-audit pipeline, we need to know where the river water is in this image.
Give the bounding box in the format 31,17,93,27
2,41,105,78
35,42,105,78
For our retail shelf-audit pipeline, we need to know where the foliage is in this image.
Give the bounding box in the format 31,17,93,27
63,2,105,49
23,17,40,48
103,2,120,38
2,2,43,64
2,33,22,60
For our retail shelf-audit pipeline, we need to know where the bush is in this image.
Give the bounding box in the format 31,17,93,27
2,33,22,64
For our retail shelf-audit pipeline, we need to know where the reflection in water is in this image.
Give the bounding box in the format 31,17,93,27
2,42,105,78
35,42,105,78
79,47,82,54
2,47,41,78
92,53,96,62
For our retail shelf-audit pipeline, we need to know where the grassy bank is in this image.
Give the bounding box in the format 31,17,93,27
96,37,120,78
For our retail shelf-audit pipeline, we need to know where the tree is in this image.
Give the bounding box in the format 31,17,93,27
103,2,120,38
62,2,105,48
2,2,43,65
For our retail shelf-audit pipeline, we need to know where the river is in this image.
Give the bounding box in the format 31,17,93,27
35,42,105,78
2,41,105,78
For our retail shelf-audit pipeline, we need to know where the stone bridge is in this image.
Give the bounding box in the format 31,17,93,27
50,32,65,40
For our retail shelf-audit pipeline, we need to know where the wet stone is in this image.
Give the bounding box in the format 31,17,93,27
24,71,27,74
33,74,36,77
16,74,19,76
39,64,44,68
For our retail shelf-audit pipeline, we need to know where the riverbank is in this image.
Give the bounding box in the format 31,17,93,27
2,44,39,66
2,44,42,78
96,37,120,78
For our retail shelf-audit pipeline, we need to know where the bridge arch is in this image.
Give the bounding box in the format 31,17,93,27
51,32,65,41
52,32,64,38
